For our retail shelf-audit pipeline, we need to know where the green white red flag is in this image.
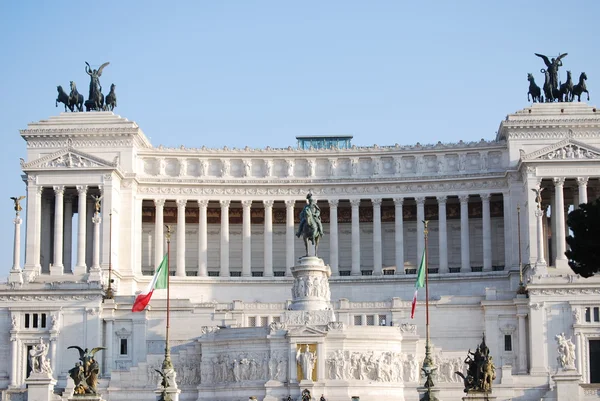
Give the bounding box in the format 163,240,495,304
132,253,168,312
410,248,426,319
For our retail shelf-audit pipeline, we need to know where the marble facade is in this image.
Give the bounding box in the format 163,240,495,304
2,102,600,401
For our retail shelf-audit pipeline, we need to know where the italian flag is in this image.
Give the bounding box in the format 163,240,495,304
132,253,168,312
410,249,426,319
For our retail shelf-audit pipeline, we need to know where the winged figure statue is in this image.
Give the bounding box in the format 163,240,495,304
85,61,110,111
10,196,26,213
535,53,568,91
67,346,106,394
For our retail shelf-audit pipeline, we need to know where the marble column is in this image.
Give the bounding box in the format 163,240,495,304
577,177,588,206
481,194,492,271
285,200,295,276
242,200,252,277
10,337,17,386
33,186,43,272
74,185,88,274
24,183,42,276
553,178,567,267
220,200,230,277
350,199,361,275
576,332,583,375
154,199,165,271
393,198,404,274
328,199,339,276
372,198,383,275
459,195,470,272
437,196,448,274
51,185,65,275
63,195,73,272
263,200,274,277
550,191,557,264
198,200,208,277
416,197,425,260
517,313,527,374
535,206,547,270
176,199,187,277
9,215,23,284
104,318,114,375
503,191,513,269
92,213,102,270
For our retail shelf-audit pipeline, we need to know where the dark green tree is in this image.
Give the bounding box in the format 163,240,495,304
566,198,600,278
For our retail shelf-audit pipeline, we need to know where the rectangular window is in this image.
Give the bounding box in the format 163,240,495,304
208,271,220,277
248,317,256,327
504,335,512,351
24,314,30,328
252,271,264,277
586,307,591,322
274,271,286,277
187,271,198,277
366,315,375,326
229,271,241,277
378,315,387,326
32,314,38,329
353,315,362,326
260,317,268,327
361,270,373,276
594,307,599,322
339,271,351,276
41,314,46,329
590,340,600,383
120,338,128,355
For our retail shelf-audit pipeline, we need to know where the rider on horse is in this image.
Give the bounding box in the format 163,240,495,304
296,193,324,239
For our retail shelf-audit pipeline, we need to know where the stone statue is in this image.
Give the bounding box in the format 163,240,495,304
91,195,102,214
296,345,317,381
535,53,567,93
85,61,110,111
555,333,576,370
455,334,496,393
29,338,52,375
301,389,312,401
10,196,25,213
67,345,106,395
531,187,543,207
296,193,324,257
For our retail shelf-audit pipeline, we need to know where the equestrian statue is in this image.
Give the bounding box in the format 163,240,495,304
296,193,324,257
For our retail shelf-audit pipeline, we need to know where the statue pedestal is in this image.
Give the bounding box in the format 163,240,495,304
68,395,105,401
289,257,331,311
461,393,496,401
87,267,103,283
154,387,180,401
417,387,441,401
295,380,326,401
8,269,23,286
551,369,582,401
26,372,56,401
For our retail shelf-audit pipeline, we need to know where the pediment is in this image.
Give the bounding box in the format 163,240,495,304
21,147,118,170
286,325,328,337
520,138,600,161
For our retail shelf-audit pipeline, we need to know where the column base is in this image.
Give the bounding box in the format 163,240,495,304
49,263,64,275
533,261,548,276
73,264,88,275
8,269,23,286
554,258,569,269
87,267,103,283
23,264,41,282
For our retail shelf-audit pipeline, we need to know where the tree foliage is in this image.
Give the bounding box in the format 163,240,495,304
566,198,600,278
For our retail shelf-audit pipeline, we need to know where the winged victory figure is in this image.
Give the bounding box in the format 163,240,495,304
535,53,567,91
85,61,110,111
10,196,26,213
67,346,106,394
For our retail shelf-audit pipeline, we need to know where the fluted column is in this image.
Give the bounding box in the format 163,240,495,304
63,195,73,272
459,195,470,272
350,199,361,276
328,199,339,276
481,193,492,271
285,200,295,276
393,198,404,274
263,200,274,277
437,196,448,274
416,197,425,260
154,199,165,271
553,178,567,267
242,200,252,277
74,185,88,274
517,313,527,374
198,200,208,277
176,199,187,276
372,198,383,275
51,185,65,275
220,200,230,277
577,177,588,206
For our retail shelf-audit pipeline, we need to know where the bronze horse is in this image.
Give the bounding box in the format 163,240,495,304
572,72,589,102
527,73,542,103
104,84,117,111
56,85,83,112
301,207,321,257
559,70,573,102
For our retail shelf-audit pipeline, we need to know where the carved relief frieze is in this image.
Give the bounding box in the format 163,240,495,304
325,350,419,382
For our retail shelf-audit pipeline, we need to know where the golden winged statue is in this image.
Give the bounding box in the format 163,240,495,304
10,196,26,212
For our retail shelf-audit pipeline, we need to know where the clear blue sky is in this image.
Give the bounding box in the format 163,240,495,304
0,1,598,278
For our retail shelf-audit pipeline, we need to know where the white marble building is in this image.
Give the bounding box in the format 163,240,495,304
2,102,600,401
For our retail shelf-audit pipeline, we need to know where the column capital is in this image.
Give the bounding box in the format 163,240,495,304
242,200,252,208
480,193,491,202
553,177,566,187
76,185,88,194
350,199,361,207
459,194,470,203
371,198,382,207
415,196,426,205
263,200,274,208
576,176,589,186
393,197,404,206
328,199,339,207
53,185,65,195
285,199,295,208
198,199,209,207
36,186,44,196
154,199,166,207
220,200,231,208
436,195,447,204
176,199,187,207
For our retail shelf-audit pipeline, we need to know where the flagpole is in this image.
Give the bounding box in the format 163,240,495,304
420,220,437,401
163,225,173,371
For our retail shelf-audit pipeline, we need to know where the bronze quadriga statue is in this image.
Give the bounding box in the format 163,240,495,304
455,334,496,394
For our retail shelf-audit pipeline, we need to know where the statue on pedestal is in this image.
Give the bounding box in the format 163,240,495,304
84,61,110,111
455,334,496,393
67,345,106,395
296,344,317,381
296,193,324,257
29,338,52,376
556,332,576,370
